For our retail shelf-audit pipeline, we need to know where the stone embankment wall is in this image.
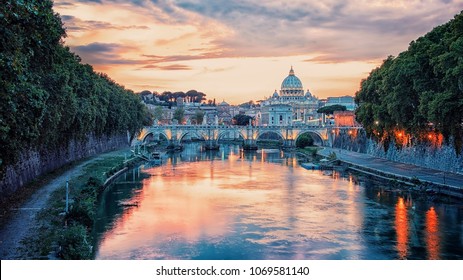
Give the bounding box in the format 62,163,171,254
0,134,129,197
332,130,463,174
332,129,369,153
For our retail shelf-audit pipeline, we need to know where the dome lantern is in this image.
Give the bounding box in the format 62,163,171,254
289,66,294,76
280,67,304,96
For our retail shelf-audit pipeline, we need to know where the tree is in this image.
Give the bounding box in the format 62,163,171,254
192,110,205,124
172,91,186,100
195,92,206,103
232,114,253,126
160,91,173,103
139,90,152,96
355,11,463,152
238,100,255,108
0,0,149,171
296,134,314,148
152,106,165,122
317,105,347,114
173,108,185,124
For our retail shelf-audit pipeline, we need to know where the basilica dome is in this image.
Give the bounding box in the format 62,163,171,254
280,67,304,96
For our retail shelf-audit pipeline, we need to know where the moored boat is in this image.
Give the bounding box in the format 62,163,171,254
300,162,321,170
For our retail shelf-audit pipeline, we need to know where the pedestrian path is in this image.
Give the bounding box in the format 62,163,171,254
318,147,463,197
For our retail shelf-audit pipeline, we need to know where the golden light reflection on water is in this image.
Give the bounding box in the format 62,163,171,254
395,197,409,259
425,207,440,259
95,146,461,260
96,148,367,259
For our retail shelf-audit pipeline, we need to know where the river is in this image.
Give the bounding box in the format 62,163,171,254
93,143,463,260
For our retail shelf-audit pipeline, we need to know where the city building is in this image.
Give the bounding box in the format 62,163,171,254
324,96,356,111
260,67,320,126
217,100,233,125
333,111,359,127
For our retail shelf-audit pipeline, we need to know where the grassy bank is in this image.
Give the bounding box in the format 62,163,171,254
297,146,322,160
17,149,141,259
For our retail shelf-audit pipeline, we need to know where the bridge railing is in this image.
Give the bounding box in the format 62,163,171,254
148,124,363,129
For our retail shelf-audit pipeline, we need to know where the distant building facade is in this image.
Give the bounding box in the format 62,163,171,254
260,104,293,125
333,111,359,127
260,67,320,126
323,96,356,111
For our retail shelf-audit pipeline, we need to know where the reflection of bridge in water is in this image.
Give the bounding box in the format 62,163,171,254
136,124,363,149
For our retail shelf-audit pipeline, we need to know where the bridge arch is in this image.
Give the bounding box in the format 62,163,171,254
218,130,244,141
295,131,325,146
179,131,205,142
140,131,169,143
256,130,285,141
137,125,336,147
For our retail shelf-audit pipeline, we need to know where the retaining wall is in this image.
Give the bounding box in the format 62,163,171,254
0,134,129,197
332,130,463,174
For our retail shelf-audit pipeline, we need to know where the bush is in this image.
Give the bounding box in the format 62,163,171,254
80,177,103,197
58,224,92,260
66,199,94,228
296,134,314,148
304,147,318,157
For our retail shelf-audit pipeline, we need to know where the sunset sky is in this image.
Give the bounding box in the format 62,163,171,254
54,0,463,104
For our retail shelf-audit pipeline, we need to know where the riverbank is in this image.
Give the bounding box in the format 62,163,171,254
0,148,139,259
318,147,463,199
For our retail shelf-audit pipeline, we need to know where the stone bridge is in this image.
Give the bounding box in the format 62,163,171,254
136,124,363,149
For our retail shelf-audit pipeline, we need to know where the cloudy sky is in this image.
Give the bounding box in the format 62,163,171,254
54,0,463,104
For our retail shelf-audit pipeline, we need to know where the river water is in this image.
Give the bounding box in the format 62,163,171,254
94,144,463,260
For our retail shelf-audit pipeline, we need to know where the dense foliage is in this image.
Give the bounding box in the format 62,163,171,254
296,134,314,148
232,114,253,126
0,0,149,171
355,11,463,152
140,89,208,106
317,105,347,114
191,110,205,125
172,107,184,124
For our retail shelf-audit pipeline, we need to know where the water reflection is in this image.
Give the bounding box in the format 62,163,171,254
94,144,463,260
426,207,440,259
395,197,409,259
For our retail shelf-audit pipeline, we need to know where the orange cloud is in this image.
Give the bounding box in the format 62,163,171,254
54,0,463,103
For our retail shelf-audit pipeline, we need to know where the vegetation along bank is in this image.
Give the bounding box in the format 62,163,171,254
0,0,151,197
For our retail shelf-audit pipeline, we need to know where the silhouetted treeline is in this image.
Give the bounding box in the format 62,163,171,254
139,89,219,107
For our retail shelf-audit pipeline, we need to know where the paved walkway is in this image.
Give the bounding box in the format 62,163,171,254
318,147,463,195
0,149,128,259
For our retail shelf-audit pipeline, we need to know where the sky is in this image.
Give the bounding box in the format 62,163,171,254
53,0,463,104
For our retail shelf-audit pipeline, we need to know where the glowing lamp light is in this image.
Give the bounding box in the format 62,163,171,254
428,134,433,139
348,130,353,135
